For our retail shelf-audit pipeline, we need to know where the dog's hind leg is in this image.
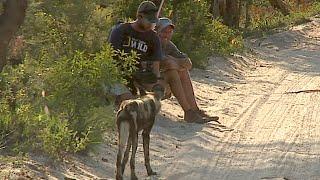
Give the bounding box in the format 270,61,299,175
130,130,138,180
116,121,130,180
121,134,132,175
142,126,157,176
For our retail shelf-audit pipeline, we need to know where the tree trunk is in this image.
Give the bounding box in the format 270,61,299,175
268,0,291,16
0,0,27,72
224,0,240,28
296,0,308,9
152,0,163,17
210,0,226,19
245,0,253,28
236,0,242,27
212,0,220,19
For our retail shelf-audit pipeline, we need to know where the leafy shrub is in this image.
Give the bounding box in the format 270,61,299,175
0,0,138,157
0,45,137,157
170,1,243,68
21,0,113,59
246,1,320,36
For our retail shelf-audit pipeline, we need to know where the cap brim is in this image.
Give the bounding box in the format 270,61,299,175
157,24,175,32
144,13,159,23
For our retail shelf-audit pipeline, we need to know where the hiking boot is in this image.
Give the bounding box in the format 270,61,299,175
184,109,211,124
196,109,220,124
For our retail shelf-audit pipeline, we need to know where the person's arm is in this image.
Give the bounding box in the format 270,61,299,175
167,55,192,70
152,35,163,79
166,41,192,70
152,61,161,78
108,25,123,50
160,55,180,70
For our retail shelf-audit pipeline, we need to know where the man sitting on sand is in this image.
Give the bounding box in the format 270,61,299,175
156,18,219,124
108,1,163,107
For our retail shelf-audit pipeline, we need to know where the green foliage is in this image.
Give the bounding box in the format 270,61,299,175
0,44,137,157
0,0,138,158
203,20,244,56
22,0,113,59
169,1,243,68
112,0,141,20
245,1,320,36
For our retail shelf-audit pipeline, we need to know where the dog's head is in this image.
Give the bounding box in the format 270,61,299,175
151,84,165,100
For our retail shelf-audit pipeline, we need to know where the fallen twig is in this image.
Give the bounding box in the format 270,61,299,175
205,123,234,132
285,89,320,94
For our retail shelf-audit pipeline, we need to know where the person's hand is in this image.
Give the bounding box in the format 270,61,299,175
182,58,192,70
167,55,192,71
161,58,180,71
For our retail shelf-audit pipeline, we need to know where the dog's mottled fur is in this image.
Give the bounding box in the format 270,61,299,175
116,85,164,180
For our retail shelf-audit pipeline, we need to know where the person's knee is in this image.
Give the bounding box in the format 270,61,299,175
178,69,190,80
164,69,180,82
161,59,180,71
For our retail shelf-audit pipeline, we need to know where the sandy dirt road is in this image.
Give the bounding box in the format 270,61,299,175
127,16,320,180
1,17,320,180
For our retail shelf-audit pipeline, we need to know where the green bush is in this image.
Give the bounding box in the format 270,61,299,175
22,0,114,59
112,0,141,20
246,1,320,36
170,1,243,68
0,44,137,157
0,0,138,158
193,20,244,67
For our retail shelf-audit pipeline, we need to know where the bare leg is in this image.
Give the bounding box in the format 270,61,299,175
164,69,206,123
178,70,199,111
179,70,220,122
164,69,191,112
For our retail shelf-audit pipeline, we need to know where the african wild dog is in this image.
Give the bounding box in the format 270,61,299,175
116,84,164,180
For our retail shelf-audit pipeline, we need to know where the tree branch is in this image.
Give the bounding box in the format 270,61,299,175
0,0,28,72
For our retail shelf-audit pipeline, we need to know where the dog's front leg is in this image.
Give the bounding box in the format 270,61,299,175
142,126,157,176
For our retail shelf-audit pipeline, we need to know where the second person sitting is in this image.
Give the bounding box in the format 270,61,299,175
156,18,219,124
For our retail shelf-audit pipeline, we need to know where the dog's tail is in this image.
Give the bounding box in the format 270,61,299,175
117,120,130,163
119,121,130,148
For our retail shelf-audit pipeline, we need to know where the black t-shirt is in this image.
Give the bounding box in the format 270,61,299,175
109,23,163,66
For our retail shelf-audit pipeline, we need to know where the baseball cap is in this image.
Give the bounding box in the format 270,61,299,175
156,17,175,32
137,1,159,23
